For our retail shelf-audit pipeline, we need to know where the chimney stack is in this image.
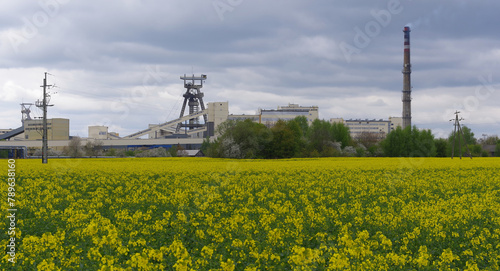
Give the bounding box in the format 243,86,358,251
402,26,412,130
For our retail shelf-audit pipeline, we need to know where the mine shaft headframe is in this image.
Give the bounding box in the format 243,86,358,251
180,74,207,89
176,74,208,133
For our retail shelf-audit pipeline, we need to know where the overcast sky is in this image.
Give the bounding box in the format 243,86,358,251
1,0,499,139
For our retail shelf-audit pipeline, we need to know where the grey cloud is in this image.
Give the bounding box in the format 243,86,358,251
0,0,499,137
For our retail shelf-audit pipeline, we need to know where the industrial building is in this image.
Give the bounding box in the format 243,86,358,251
1,118,70,141
259,104,319,127
206,102,229,137
1,32,415,158
226,104,319,127
88,126,120,140
331,117,402,139
88,126,109,139
23,118,69,140
227,114,260,122
389,117,403,132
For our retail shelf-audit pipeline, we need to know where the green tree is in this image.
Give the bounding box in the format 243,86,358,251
413,128,436,157
495,143,500,157
381,126,436,157
200,137,214,157
381,126,406,157
434,138,450,157
293,116,309,137
470,144,482,157
213,119,271,158
306,119,332,154
266,120,296,158
448,126,476,157
266,119,305,158
331,122,352,148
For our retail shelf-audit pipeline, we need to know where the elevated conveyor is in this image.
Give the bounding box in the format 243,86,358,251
123,109,207,139
0,126,24,140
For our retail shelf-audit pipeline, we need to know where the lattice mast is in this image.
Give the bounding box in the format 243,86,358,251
450,111,472,159
176,74,208,133
21,103,33,124
35,72,53,164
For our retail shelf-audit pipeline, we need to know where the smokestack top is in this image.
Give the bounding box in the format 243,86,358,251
403,26,410,52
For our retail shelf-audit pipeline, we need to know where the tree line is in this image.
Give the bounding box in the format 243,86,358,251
202,117,500,158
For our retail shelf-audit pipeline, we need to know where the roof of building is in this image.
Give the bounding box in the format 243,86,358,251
483,145,496,153
178,149,204,157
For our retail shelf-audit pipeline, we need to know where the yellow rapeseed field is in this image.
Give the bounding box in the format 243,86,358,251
1,157,499,270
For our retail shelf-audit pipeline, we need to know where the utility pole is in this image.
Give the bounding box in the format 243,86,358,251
449,111,472,159
36,72,53,164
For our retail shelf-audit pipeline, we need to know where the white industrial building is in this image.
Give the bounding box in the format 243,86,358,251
259,104,319,127
24,118,70,141
207,102,230,137
227,114,260,122
331,117,403,139
88,126,108,139
226,104,319,127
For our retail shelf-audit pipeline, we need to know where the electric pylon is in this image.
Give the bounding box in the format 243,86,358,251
449,111,472,159
35,72,53,164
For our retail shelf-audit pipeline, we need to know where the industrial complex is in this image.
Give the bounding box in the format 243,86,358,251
0,27,412,158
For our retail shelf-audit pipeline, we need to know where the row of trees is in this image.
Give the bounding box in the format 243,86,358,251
16,118,497,159
202,117,357,159
202,117,500,158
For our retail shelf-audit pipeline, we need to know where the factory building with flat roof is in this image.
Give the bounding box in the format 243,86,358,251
259,104,319,127
331,117,402,139
23,118,70,141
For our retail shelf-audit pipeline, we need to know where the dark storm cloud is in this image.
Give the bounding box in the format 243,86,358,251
0,0,499,137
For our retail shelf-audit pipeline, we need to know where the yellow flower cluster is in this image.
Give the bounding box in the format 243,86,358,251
1,157,499,270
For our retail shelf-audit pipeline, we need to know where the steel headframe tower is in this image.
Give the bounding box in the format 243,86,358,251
402,26,412,130
21,103,33,124
176,74,208,133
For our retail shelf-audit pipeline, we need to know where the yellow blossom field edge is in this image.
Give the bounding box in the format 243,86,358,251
1,158,499,270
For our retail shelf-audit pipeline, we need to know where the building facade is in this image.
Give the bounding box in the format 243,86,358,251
88,126,109,139
24,118,69,140
227,114,260,122
331,117,402,139
389,117,403,132
206,102,229,137
259,104,319,127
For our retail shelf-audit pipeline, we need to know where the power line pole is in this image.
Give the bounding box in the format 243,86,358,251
36,72,53,164
449,111,472,159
